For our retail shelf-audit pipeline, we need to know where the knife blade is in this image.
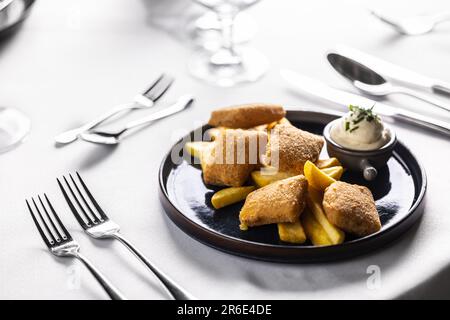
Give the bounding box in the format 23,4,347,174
281,69,450,137
332,45,450,96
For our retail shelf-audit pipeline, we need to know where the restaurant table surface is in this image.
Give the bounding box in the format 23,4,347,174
1,0,450,300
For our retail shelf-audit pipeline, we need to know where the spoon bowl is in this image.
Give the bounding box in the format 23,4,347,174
0,0,35,38
80,131,121,145
353,81,395,96
327,53,385,86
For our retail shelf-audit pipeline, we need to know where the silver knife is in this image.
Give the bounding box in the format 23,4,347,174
281,69,450,137
332,45,450,97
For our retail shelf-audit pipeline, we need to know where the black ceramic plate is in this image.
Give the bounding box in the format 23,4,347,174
159,109,426,262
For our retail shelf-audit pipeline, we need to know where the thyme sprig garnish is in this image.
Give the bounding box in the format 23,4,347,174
345,104,380,132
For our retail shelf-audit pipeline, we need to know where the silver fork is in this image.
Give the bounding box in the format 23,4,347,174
26,194,126,300
55,74,174,145
80,94,194,145
57,172,195,300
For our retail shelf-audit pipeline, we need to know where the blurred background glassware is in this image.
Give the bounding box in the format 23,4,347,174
0,0,35,154
187,11,257,50
0,107,30,153
188,0,268,87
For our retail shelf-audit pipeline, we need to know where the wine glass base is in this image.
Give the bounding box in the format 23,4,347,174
188,47,269,87
0,107,31,154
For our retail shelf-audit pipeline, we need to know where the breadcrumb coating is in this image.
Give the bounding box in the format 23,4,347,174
208,103,286,129
239,175,308,228
202,129,268,187
323,181,381,237
265,123,324,174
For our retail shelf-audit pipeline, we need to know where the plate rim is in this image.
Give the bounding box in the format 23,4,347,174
158,108,427,262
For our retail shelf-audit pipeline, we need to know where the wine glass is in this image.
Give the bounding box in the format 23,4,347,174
188,0,269,87
0,106,30,154
188,11,258,50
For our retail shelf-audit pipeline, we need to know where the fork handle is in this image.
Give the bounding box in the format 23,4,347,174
112,233,194,300
124,95,194,130
74,253,127,300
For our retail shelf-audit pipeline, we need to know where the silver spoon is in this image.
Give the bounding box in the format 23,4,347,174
354,81,450,113
371,10,450,36
0,0,15,11
80,95,194,145
327,53,450,113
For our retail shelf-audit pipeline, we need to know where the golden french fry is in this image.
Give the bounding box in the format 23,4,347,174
277,118,291,126
254,118,291,133
304,160,336,191
278,221,307,244
316,158,342,169
251,169,295,188
306,189,345,245
252,124,269,132
211,186,256,209
266,121,278,130
301,209,333,246
185,141,211,159
321,166,344,180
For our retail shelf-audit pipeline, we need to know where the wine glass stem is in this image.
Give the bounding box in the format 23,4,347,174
221,15,235,52
210,13,242,67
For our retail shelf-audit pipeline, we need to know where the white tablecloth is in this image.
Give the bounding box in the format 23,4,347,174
1,0,450,299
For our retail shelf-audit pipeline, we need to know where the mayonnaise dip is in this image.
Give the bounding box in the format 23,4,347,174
330,105,391,151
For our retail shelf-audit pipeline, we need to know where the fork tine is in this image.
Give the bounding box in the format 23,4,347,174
38,195,62,242
69,173,102,222
57,178,91,229
75,172,108,221
143,74,174,102
31,197,56,245
142,74,164,96
44,194,72,240
63,175,99,225
26,199,52,248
